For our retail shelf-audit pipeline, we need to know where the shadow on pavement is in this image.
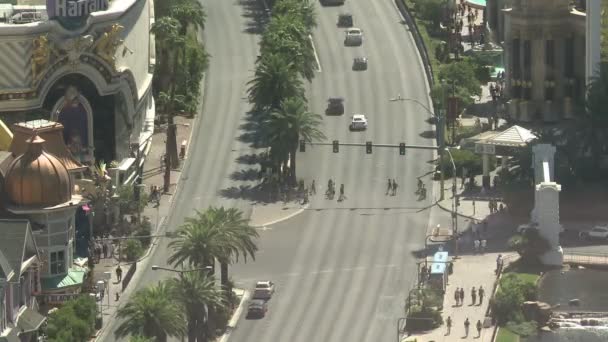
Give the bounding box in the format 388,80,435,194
238,0,269,34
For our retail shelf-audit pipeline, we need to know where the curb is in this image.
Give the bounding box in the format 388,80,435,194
218,289,250,342
250,204,309,228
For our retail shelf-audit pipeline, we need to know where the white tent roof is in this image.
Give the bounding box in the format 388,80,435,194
486,125,537,147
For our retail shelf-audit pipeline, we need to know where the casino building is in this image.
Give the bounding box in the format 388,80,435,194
0,0,156,175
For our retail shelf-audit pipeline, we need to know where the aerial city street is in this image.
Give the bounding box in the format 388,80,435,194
0,0,606,341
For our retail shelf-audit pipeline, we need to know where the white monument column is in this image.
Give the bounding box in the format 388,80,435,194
586,0,601,85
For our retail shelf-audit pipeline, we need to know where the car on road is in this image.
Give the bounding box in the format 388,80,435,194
517,222,538,234
344,28,363,46
349,114,368,130
337,13,353,27
326,97,345,115
352,57,368,71
246,299,268,319
579,226,608,240
253,280,275,300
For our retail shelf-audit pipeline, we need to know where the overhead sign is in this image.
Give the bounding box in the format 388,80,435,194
47,0,109,30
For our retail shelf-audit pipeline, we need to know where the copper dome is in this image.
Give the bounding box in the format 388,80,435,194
4,135,72,208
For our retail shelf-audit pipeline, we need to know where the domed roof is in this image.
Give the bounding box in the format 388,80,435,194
4,135,72,208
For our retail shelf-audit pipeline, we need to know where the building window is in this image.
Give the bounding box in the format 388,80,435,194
50,251,65,274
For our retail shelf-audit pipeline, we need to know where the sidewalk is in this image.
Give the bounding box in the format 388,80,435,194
92,115,193,338
407,175,517,342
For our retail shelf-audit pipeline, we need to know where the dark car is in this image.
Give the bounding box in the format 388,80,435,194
352,57,368,71
326,97,345,115
337,13,353,27
247,299,268,319
321,0,345,6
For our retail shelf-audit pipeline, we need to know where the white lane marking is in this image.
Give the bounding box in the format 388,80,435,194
309,35,322,72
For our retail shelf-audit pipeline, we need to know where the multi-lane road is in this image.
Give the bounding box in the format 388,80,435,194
100,0,438,341
228,1,436,341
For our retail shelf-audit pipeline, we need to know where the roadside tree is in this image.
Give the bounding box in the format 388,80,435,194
264,97,325,183
247,53,304,111
115,282,186,341
167,271,225,342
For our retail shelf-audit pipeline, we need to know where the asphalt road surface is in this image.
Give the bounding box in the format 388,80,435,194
227,1,436,341
98,0,262,339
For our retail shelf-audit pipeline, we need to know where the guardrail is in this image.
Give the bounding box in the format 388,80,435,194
394,0,434,87
564,252,608,266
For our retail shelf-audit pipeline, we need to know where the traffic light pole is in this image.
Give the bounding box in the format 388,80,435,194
308,141,438,150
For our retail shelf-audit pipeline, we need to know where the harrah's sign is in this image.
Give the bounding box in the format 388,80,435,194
47,0,109,28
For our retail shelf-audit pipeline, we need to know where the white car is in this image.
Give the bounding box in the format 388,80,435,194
344,28,363,46
580,226,608,240
350,114,368,130
516,222,538,234
253,281,275,300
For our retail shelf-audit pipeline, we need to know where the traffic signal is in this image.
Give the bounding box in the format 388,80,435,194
399,143,406,155
299,140,306,152
333,140,339,153
366,141,372,154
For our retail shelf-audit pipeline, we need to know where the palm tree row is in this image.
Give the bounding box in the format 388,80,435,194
116,206,259,342
247,0,326,184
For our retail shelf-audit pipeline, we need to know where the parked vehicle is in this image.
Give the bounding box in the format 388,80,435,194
579,226,608,240
11,11,44,24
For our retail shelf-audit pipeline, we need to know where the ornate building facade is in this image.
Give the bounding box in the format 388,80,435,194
0,0,156,179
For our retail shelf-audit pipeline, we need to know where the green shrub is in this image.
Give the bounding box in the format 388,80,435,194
406,306,443,331
133,217,153,247
123,239,144,262
491,273,539,325
506,320,538,337
46,296,97,341
437,149,495,178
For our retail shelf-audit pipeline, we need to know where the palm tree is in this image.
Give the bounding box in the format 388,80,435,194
264,97,325,182
169,0,206,36
167,271,225,342
271,0,317,31
115,282,186,342
168,207,259,289
247,53,304,111
129,336,155,342
260,14,316,81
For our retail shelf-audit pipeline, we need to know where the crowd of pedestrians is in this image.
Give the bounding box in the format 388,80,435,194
445,284,485,338
91,236,115,264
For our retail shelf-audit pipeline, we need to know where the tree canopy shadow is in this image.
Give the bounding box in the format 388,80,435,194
237,0,269,34
419,130,436,139
230,168,261,181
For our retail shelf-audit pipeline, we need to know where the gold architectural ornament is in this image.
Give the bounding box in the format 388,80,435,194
32,35,57,84
57,35,95,67
93,24,124,69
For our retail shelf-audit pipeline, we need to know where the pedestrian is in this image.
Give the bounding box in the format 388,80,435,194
339,183,345,201
386,178,392,195
483,220,488,234
459,288,465,304
454,287,460,306
471,286,477,305
392,179,398,196
472,200,476,215
311,180,316,195
116,265,123,282
478,286,485,305
446,316,452,335
476,319,483,337
474,239,480,253
496,254,503,273
106,241,113,258
464,318,470,337
102,242,107,259
481,239,487,253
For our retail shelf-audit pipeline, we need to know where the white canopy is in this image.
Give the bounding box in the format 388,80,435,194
485,125,537,147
